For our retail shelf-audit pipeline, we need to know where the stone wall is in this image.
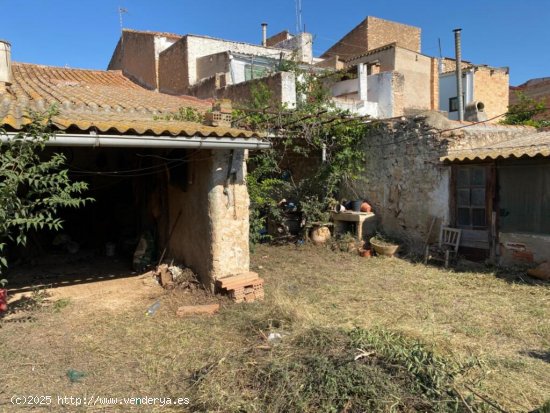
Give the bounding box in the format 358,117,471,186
166,150,213,283
350,112,529,251
208,149,250,283
188,71,296,108
322,16,421,59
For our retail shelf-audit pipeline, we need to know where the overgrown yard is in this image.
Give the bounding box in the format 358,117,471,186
1,245,549,412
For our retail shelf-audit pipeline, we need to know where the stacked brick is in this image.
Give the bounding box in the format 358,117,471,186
216,272,264,303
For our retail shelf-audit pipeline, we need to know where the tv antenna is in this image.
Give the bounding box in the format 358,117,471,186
295,0,303,33
118,6,128,33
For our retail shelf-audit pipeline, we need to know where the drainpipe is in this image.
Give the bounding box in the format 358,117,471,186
453,28,464,121
261,23,268,47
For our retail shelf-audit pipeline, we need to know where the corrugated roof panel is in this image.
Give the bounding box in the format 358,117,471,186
441,131,550,161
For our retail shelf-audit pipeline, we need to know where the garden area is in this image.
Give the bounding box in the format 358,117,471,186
1,244,548,412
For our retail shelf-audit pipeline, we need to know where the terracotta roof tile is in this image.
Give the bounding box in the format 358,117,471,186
1,63,261,139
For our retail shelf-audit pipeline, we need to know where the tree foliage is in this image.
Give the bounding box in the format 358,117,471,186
232,67,370,243
0,106,92,279
502,91,549,127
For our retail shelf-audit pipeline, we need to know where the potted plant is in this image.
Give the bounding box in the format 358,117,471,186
299,195,332,245
369,233,400,257
0,278,8,313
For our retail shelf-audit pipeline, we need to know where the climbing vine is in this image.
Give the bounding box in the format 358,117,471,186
232,67,372,243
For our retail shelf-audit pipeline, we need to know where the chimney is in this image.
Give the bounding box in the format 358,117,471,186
0,40,12,92
453,28,464,121
261,23,268,47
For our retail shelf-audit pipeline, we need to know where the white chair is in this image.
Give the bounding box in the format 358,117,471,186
424,227,462,268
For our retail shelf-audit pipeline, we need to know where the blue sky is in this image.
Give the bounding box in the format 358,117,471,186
2,0,548,85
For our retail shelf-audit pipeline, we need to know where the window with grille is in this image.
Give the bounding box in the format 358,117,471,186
456,166,487,229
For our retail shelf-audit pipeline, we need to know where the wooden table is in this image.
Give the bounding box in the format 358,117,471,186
331,211,376,241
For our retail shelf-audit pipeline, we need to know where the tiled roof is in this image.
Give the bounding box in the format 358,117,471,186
0,63,261,138
441,130,550,161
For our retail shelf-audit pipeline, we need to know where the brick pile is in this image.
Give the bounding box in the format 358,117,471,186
216,272,264,303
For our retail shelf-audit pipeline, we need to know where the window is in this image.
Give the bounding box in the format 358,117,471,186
456,166,487,229
244,64,269,81
449,97,459,112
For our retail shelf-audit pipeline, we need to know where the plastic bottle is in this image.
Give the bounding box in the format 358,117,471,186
145,300,160,316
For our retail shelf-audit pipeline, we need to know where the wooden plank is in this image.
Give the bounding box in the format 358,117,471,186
216,272,259,289
460,229,490,250
176,304,220,317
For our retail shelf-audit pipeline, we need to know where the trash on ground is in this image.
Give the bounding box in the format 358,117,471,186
66,369,86,383
176,304,220,317
145,300,160,316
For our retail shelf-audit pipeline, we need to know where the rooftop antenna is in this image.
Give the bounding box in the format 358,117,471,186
295,0,303,34
118,6,128,34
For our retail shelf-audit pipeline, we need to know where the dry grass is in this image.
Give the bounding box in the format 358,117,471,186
0,245,548,412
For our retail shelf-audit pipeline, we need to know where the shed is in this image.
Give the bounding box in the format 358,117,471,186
0,61,268,289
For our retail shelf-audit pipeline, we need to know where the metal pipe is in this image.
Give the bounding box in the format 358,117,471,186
261,23,268,47
453,28,464,121
0,132,271,149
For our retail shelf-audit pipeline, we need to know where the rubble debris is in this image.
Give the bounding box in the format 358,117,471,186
527,262,550,281
216,272,264,303
152,264,200,290
176,304,220,317
157,264,174,288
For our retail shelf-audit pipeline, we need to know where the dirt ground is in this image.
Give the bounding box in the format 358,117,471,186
0,245,549,412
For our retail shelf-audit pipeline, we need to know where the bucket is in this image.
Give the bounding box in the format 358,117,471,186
350,200,362,212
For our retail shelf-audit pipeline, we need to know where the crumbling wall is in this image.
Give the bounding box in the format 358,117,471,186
208,149,250,284
351,114,452,250
167,149,250,289
166,150,214,283
188,71,296,109
350,112,529,251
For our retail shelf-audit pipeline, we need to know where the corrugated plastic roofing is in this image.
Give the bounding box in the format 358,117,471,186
0,63,261,138
441,130,550,161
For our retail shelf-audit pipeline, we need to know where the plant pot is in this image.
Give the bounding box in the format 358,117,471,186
369,237,399,257
309,225,331,245
0,288,8,313
350,200,362,212
358,248,372,258
360,201,372,213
